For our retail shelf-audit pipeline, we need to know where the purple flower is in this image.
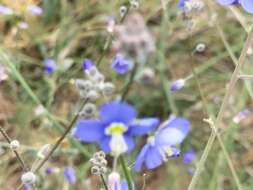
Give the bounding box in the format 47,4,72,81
217,0,253,14
183,149,196,164
111,54,130,75
83,59,94,72
28,5,43,16
24,185,32,190
0,5,13,15
73,101,159,155
63,167,76,185
134,117,190,172
170,79,185,92
43,59,56,74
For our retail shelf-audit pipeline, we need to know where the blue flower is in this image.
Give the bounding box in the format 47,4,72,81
28,5,43,16
183,149,196,164
134,117,190,172
73,101,159,155
83,59,94,72
24,184,32,190
0,5,13,15
111,54,130,75
170,79,185,92
217,0,253,14
63,167,76,185
43,59,56,74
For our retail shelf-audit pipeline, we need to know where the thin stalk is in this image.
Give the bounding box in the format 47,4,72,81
33,99,88,172
187,27,253,190
100,174,109,190
159,0,178,114
119,156,133,190
120,62,138,101
0,126,28,171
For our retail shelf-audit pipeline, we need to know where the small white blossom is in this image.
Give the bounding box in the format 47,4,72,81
21,172,36,185
10,140,20,150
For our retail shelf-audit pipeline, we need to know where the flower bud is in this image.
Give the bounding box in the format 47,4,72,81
10,140,20,150
170,79,185,92
79,103,97,118
108,172,121,190
37,144,51,159
21,172,36,185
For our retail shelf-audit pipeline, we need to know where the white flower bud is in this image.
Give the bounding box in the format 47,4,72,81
87,90,99,102
108,172,121,190
91,166,101,175
195,43,206,53
79,103,97,118
120,6,127,17
10,140,20,150
21,172,36,185
102,82,115,97
37,144,51,159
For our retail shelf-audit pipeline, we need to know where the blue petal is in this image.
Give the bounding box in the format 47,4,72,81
155,117,190,146
99,136,111,153
178,0,187,9
99,101,136,124
63,167,76,184
128,118,159,136
144,146,163,169
241,0,253,13
183,149,196,164
73,120,104,142
134,144,150,172
123,135,135,152
217,0,237,5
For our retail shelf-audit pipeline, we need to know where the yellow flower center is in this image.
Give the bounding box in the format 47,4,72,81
105,123,127,135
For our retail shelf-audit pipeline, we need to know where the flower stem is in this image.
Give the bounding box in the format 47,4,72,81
119,155,133,190
33,99,88,173
100,174,109,190
0,126,28,171
187,27,253,190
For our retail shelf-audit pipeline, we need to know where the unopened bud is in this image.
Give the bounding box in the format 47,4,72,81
21,172,36,185
10,140,20,150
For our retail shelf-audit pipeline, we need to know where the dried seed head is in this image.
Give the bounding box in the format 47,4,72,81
10,140,20,150
21,172,36,185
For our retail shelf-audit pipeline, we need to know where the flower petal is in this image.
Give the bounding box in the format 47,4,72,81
73,120,104,142
134,144,150,172
241,0,253,14
99,136,111,153
123,135,135,152
217,0,237,5
100,101,136,124
144,146,163,169
155,117,190,146
128,118,159,136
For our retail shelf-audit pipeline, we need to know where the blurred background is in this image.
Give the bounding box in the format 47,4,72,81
0,0,253,189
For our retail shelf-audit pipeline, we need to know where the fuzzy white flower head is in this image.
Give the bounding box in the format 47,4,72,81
21,172,36,185
10,140,20,150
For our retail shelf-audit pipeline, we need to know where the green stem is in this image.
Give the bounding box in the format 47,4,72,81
119,156,133,190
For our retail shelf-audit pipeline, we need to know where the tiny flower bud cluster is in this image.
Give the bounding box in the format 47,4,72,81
129,0,139,9
90,151,108,175
79,103,97,119
76,60,115,101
